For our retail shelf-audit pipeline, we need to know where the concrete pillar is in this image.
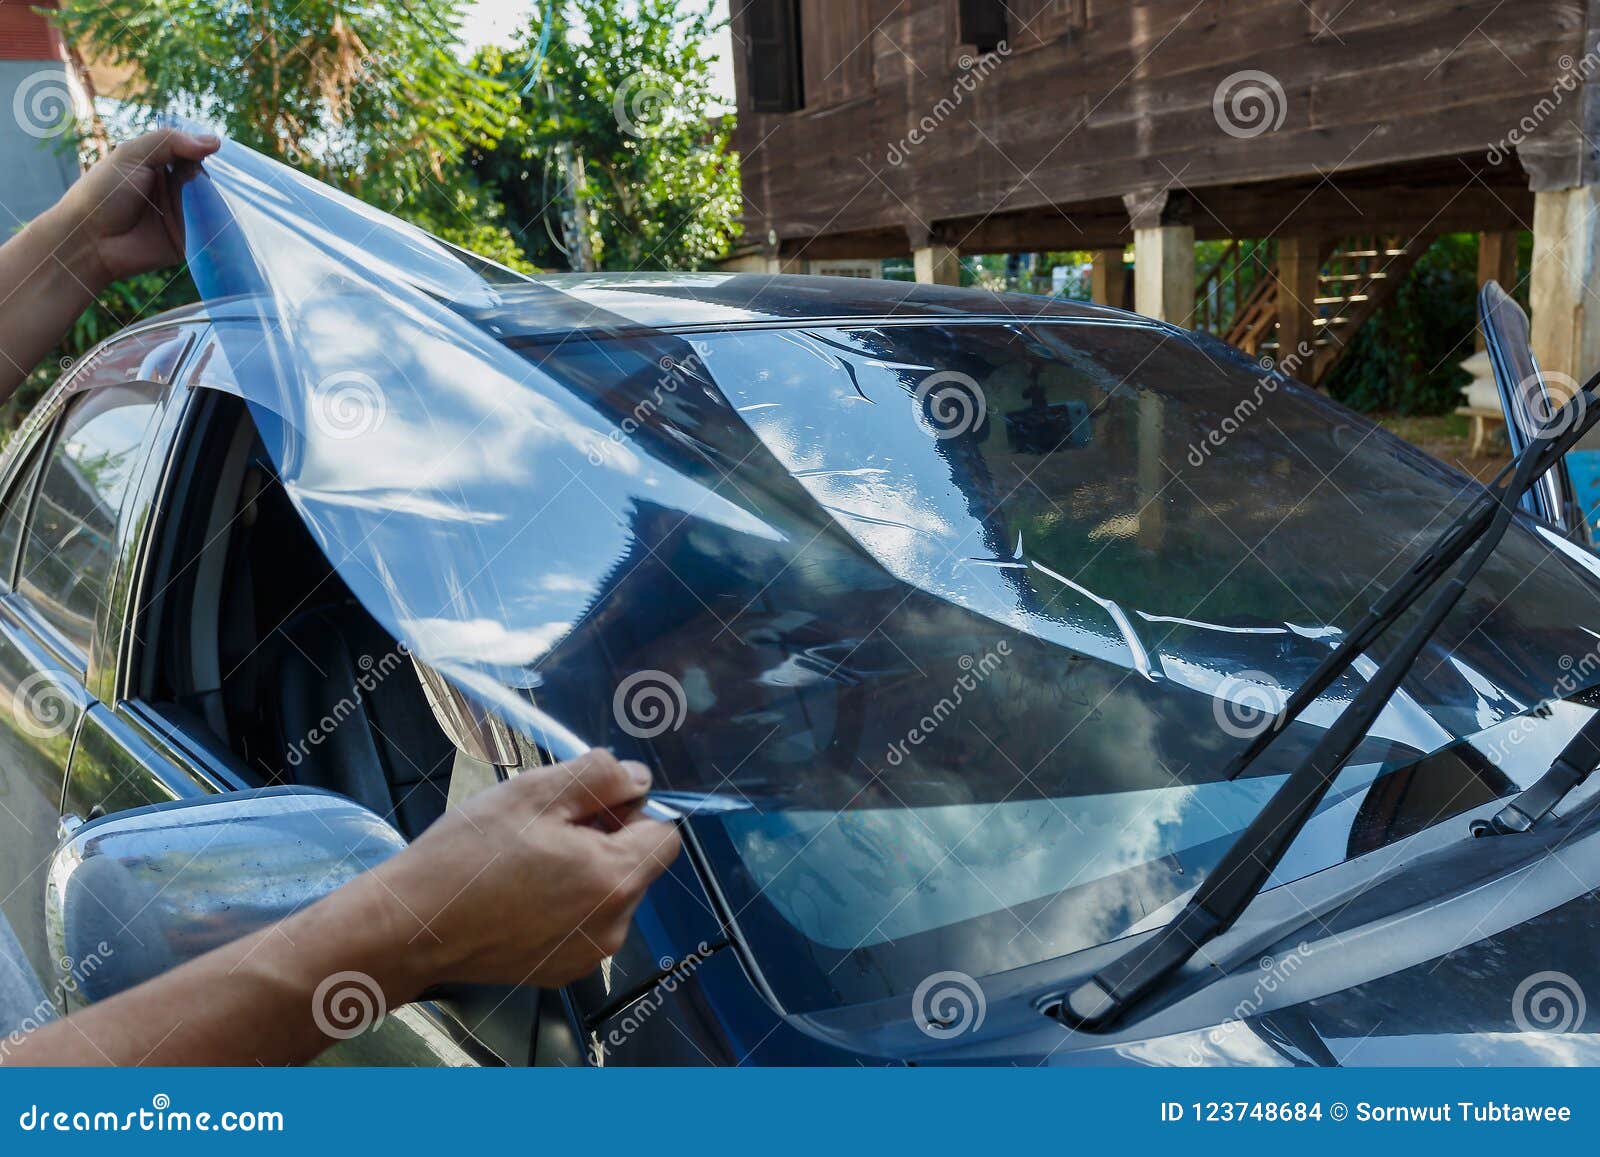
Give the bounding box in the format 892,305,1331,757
1090,248,1130,308
766,253,806,275
913,244,962,286
1132,225,1195,324
1530,186,1600,399
1275,235,1322,375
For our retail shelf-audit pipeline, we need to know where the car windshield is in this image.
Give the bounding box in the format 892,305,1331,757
515,320,1600,1013
181,137,1600,1016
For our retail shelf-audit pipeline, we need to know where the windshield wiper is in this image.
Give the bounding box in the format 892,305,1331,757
1473,711,1600,836
1059,370,1600,1032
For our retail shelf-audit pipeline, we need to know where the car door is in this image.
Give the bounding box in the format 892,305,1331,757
0,324,194,995
69,325,495,1065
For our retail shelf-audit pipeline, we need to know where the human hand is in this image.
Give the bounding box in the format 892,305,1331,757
46,128,221,290
369,750,682,992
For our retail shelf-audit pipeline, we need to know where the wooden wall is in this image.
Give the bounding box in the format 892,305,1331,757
732,0,1588,255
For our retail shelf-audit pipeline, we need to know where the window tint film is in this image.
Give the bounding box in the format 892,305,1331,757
18,384,164,658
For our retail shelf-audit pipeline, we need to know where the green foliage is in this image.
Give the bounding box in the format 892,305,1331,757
473,0,740,271
54,0,523,260
16,0,539,429
1324,234,1483,416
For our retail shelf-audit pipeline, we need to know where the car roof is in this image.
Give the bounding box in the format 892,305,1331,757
140,271,1159,337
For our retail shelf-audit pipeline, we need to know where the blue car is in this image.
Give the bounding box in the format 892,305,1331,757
19,139,1600,1066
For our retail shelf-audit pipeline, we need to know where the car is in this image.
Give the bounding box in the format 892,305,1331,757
9,139,1600,1066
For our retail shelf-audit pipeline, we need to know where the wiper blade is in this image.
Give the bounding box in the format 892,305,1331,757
1059,370,1600,1032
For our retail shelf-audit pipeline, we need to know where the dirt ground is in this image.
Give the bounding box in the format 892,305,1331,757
1377,413,1510,483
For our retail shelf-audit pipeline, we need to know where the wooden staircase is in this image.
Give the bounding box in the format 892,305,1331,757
1195,235,1436,385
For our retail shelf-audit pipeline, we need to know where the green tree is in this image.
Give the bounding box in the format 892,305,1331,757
55,0,527,267
473,0,740,272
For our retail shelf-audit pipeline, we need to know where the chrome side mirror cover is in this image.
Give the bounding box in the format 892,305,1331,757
45,787,405,1009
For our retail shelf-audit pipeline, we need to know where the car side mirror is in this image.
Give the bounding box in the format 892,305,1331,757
45,787,405,1009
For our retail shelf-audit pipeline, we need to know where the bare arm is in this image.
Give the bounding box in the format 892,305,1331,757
2,751,680,1066
0,128,220,402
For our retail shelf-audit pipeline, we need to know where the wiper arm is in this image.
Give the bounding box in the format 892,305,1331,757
1060,370,1600,1032
1473,711,1600,836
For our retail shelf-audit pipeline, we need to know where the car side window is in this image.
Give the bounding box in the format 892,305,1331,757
16,383,166,660
0,440,45,590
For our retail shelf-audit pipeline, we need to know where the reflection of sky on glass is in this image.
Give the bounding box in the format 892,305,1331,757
724,777,1282,951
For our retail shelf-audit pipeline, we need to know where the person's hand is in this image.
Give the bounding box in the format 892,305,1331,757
368,750,682,991
45,128,221,291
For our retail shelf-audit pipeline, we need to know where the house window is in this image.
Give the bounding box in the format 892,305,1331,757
958,0,1009,54
799,0,874,109
743,0,804,114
